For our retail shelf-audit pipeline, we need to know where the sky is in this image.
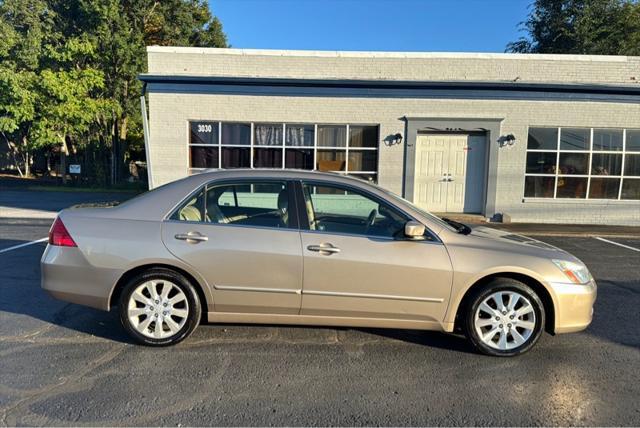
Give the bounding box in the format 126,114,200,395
210,0,532,53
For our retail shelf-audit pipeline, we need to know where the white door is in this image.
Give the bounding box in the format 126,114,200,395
414,134,485,213
413,135,450,212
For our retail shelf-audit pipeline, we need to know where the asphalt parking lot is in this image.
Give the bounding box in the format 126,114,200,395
1,190,639,426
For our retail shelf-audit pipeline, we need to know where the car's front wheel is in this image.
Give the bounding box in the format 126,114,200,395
464,279,545,357
119,268,201,346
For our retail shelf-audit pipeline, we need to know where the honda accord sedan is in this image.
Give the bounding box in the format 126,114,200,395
41,170,596,356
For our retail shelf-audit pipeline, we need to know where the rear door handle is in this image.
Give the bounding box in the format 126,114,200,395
307,244,341,254
175,232,208,243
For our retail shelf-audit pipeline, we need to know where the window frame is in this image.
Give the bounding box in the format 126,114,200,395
523,126,640,201
165,178,300,231
188,121,380,182
294,180,439,242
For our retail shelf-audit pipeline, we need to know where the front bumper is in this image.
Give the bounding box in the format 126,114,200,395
548,279,597,334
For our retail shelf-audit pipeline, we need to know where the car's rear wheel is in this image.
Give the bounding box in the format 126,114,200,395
464,279,545,357
119,268,201,346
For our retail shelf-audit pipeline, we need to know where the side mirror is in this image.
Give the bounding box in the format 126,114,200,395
404,221,426,240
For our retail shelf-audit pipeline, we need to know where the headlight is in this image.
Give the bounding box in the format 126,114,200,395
552,259,592,284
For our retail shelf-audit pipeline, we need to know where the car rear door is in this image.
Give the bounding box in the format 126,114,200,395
162,179,303,315
298,181,453,322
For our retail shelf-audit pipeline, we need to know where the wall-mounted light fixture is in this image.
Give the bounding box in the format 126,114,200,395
384,132,403,146
497,134,516,147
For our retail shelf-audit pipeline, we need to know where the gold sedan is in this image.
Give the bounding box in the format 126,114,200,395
41,170,596,356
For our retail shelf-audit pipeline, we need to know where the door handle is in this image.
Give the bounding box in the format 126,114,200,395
175,232,208,243
307,244,341,254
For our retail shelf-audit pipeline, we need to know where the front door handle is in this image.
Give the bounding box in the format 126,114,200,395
175,232,208,243
307,244,341,255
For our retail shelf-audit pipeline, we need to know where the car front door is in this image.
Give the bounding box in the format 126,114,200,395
298,182,453,322
162,180,303,315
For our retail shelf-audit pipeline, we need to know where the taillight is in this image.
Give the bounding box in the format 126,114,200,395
49,217,77,247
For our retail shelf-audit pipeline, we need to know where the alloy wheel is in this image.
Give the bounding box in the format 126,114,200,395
127,279,190,339
473,291,536,351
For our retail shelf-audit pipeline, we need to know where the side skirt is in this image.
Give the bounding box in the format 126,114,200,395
207,312,451,332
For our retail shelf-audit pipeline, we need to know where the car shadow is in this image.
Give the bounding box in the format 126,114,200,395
356,327,475,353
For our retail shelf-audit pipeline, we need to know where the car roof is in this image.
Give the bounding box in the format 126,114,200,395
169,168,386,195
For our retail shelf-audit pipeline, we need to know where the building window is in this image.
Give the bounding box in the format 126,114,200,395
524,127,640,200
189,122,379,182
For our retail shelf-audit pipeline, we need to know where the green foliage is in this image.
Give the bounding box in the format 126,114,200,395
0,69,37,133
0,0,228,181
507,0,640,55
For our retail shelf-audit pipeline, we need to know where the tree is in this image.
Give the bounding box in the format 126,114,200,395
507,0,640,55
32,36,116,183
0,0,227,183
0,0,51,176
82,0,228,183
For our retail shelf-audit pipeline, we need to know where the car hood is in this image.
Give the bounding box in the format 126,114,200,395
464,226,581,262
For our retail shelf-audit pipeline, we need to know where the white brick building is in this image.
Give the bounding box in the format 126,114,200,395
141,47,640,225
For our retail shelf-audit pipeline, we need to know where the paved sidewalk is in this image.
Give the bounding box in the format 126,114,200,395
0,207,58,219
0,189,133,220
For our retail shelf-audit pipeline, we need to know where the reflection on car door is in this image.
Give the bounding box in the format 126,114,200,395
162,180,303,315
299,182,453,322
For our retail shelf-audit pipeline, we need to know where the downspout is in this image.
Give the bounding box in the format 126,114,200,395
140,82,154,189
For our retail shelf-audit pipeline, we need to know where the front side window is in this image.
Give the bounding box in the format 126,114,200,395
172,181,291,229
524,127,640,200
302,183,408,238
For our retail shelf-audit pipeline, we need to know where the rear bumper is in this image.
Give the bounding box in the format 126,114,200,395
41,245,121,311
549,279,597,334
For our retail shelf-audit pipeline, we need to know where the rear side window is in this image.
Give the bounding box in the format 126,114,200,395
171,190,205,222
171,181,292,229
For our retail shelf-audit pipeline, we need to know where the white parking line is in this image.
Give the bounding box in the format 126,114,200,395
0,237,48,254
594,237,640,253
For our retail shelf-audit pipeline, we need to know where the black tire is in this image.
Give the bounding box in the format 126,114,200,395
119,268,201,346
463,278,545,357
